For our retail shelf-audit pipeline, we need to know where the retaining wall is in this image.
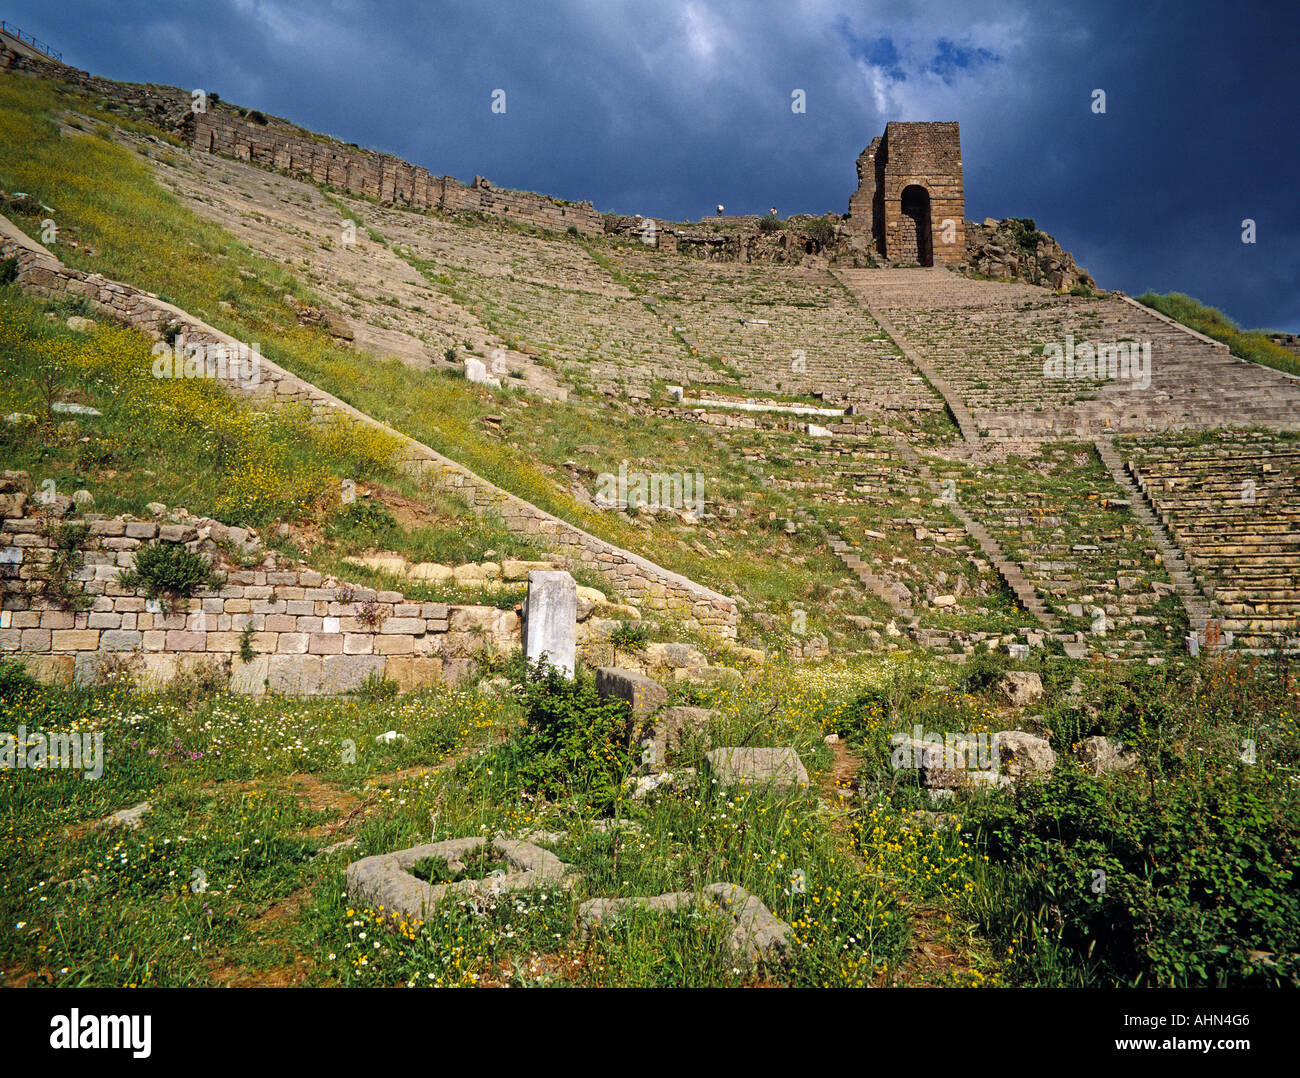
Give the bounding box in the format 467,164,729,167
0,214,739,647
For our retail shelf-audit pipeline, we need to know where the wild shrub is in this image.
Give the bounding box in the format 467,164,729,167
967,655,1300,986
804,217,835,249
514,662,634,810
967,766,1300,986
0,658,37,696
38,520,91,610
119,542,222,614
324,499,398,546
954,647,1010,694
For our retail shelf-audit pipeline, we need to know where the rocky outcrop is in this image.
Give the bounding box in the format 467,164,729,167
960,217,1096,292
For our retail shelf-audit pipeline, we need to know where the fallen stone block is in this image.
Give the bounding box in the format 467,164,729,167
624,768,696,800
577,882,791,965
96,801,151,830
994,730,1056,781
596,666,666,717
345,837,575,929
998,670,1044,706
1074,735,1139,776
705,746,808,794
641,705,718,767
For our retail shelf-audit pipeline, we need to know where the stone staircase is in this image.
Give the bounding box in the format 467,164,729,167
1094,438,1215,635
831,268,979,443
894,439,1054,627
825,531,913,612
832,268,1300,439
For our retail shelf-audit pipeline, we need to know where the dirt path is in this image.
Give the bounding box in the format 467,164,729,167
817,734,981,986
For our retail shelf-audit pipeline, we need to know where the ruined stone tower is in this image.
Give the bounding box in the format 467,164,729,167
846,121,965,266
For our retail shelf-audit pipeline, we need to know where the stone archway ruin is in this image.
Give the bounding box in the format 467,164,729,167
899,184,932,266
846,121,965,266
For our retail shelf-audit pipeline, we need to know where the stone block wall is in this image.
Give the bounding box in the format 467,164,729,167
184,113,604,236
0,51,603,237
0,494,518,694
0,44,193,125
0,215,738,639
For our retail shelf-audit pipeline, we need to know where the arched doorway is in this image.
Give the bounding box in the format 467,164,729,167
898,185,932,266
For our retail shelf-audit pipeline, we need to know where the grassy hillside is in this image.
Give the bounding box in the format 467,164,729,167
0,73,906,641
1138,291,1300,378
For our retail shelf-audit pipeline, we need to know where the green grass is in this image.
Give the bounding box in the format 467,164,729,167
0,654,935,988
1137,291,1300,378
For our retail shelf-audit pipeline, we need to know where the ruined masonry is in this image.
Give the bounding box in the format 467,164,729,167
846,121,966,267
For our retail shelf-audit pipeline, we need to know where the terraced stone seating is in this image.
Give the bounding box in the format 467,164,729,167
927,444,1185,652
835,269,1300,438
361,202,623,293
1123,434,1300,647
750,433,1003,616
430,268,715,397
612,250,938,411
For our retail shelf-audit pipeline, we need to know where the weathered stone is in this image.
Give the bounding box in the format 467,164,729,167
96,801,151,830
644,641,707,672
265,654,323,695
643,705,717,766
998,671,1044,707
522,570,576,677
464,357,500,387
383,656,443,693
229,656,269,695
705,746,808,793
596,666,666,717
1074,735,1139,776
994,730,1056,781
345,838,575,928
319,654,385,694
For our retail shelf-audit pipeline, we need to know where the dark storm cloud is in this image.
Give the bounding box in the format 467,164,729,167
15,0,1300,329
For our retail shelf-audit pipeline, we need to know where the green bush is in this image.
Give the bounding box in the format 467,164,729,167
119,542,222,614
757,214,781,234
967,767,1300,986
324,499,398,545
1006,217,1045,253
609,620,649,653
514,662,634,810
0,256,18,286
803,217,835,249
954,647,1010,693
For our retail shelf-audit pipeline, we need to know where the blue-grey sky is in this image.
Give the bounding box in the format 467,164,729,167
16,0,1300,330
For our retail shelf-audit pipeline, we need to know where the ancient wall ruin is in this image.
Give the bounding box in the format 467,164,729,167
0,494,515,695
0,42,193,125
0,215,739,644
847,121,965,267
0,50,604,238
184,113,604,236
